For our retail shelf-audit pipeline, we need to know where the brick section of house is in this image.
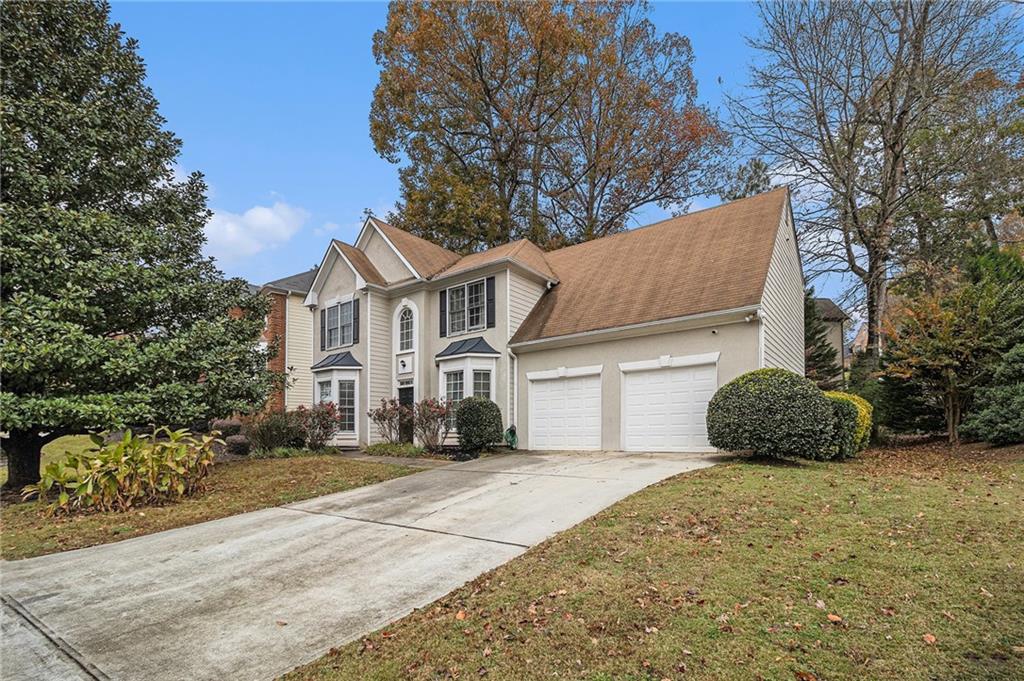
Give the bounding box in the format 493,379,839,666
264,291,287,412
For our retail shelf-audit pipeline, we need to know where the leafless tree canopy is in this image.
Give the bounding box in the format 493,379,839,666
730,0,1023,354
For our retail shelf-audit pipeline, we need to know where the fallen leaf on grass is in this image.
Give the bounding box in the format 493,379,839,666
827,613,843,623
456,610,467,621
923,633,937,645
795,672,818,681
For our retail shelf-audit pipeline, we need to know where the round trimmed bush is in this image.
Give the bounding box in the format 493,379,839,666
824,393,859,459
211,418,243,437
224,434,251,456
707,368,835,460
824,391,873,452
455,397,503,460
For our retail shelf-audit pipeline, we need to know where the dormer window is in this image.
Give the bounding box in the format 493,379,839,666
447,279,486,335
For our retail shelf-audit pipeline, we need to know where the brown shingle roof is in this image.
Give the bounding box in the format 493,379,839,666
814,297,849,322
441,239,557,281
334,241,386,286
369,217,461,279
511,188,791,344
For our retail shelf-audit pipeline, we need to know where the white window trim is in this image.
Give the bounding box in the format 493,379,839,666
617,352,720,373
445,278,487,337
324,298,356,351
526,364,603,382
313,368,360,441
391,298,420,400
438,355,498,435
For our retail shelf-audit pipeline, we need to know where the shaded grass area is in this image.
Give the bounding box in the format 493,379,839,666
2,455,412,561
0,434,95,487
288,443,1024,681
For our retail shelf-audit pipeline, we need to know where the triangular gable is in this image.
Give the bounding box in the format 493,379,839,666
354,216,422,280
302,242,368,307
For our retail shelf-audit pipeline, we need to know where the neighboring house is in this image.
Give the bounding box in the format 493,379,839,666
813,297,850,374
304,188,804,452
260,268,318,412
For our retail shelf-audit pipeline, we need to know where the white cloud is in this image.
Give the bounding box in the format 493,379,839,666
314,221,341,236
205,201,309,263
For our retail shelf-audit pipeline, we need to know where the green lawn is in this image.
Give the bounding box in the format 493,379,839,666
2,452,413,560
288,442,1024,681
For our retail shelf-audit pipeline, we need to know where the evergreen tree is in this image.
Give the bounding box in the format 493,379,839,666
1,1,276,490
804,288,841,389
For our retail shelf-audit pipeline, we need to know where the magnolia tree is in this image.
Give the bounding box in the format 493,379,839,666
0,2,277,490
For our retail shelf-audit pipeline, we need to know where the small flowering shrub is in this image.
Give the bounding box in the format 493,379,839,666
293,402,343,449
413,398,452,452
368,398,409,444
22,428,219,515
455,397,503,459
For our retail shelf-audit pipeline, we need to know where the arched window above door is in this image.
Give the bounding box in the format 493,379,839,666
399,308,414,351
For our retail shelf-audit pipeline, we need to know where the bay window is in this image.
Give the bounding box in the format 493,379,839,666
337,379,355,433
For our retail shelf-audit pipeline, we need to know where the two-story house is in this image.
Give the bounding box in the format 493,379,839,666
302,187,804,452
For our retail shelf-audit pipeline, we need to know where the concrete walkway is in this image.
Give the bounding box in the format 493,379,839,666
1,451,721,681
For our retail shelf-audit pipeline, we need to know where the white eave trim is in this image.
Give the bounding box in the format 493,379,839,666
356,216,421,281
618,351,720,373
431,257,557,286
303,242,366,307
510,304,762,350
526,364,603,381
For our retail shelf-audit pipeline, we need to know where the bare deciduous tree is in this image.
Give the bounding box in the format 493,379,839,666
730,0,1021,356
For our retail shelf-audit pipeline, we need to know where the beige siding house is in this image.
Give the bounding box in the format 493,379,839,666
260,269,317,413
299,188,804,452
814,297,850,378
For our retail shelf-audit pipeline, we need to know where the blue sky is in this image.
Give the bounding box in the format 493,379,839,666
110,2,765,286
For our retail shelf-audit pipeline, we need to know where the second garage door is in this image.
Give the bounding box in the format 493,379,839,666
622,363,717,451
528,374,602,450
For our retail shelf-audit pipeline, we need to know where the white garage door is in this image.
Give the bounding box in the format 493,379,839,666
528,374,602,450
622,363,717,451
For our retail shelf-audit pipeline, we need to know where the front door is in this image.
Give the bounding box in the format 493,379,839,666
398,386,414,443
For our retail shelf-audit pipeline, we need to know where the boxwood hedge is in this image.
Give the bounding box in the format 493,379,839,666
825,393,860,460
455,396,503,460
707,368,835,460
824,391,873,452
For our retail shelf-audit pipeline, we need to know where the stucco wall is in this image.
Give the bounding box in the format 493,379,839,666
363,229,415,284
515,320,760,450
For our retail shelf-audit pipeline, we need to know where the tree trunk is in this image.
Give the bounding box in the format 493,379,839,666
944,390,961,445
2,430,43,492
865,263,888,358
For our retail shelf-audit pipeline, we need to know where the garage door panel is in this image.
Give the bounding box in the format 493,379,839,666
623,363,716,452
529,374,601,451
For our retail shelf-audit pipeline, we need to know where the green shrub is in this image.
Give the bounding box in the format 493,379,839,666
962,343,1024,445
210,418,243,437
455,397,503,460
825,391,873,452
364,442,426,458
224,434,251,456
825,393,859,459
243,411,305,452
22,428,219,514
707,368,835,460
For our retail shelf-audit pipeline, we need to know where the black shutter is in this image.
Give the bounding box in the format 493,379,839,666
439,289,447,337
486,276,496,329
320,308,326,351
351,298,360,344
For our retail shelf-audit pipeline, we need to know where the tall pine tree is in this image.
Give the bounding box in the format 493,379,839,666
1,1,276,490
804,288,842,389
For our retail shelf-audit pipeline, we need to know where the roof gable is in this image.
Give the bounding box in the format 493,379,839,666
439,239,556,282
361,217,461,279
511,188,791,344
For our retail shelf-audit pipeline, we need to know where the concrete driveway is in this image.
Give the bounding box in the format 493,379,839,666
1,451,720,681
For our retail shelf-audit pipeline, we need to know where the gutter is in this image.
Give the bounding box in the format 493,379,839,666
509,304,763,350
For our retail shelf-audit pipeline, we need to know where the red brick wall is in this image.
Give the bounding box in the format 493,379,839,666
265,292,287,413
